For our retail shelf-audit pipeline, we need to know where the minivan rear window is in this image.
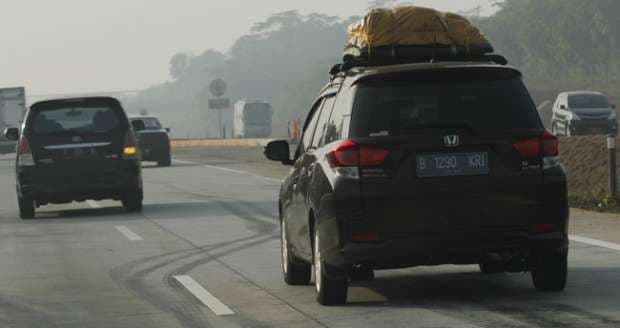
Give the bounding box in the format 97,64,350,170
30,105,122,135
350,71,543,137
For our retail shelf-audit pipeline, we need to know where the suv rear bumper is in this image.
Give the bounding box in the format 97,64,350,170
321,230,568,270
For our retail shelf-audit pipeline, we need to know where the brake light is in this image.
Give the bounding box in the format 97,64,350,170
329,139,389,167
532,223,558,233
17,136,35,167
123,131,138,157
541,131,559,157
513,131,559,158
351,232,380,242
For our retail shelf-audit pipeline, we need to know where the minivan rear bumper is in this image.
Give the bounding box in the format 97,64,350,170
569,119,617,135
321,230,568,270
17,162,141,204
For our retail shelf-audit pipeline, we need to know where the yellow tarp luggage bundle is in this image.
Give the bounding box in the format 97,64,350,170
345,6,494,62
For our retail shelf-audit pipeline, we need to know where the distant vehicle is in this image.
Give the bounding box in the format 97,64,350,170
3,97,143,219
129,116,171,167
266,62,568,305
551,91,617,136
233,100,272,138
0,87,26,139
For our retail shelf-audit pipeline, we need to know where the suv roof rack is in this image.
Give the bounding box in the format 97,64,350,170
329,44,508,78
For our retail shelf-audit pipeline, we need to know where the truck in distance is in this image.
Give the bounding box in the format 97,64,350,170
233,100,272,138
0,87,26,140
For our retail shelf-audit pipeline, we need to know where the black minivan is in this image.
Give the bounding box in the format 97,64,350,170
265,63,569,305
3,97,144,219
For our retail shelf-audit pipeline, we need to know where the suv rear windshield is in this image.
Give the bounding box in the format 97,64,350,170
350,69,543,137
30,104,123,135
568,94,609,109
132,118,162,130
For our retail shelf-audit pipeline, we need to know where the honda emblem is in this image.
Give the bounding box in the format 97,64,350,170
72,136,83,143
444,135,460,148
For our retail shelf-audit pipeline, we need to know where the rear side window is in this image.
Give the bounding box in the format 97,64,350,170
312,96,336,148
350,70,542,137
568,94,609,109
324,88,353,144
29,102,123,135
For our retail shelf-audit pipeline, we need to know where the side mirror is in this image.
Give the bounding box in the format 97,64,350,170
165,128,171,133
3,128,19,141
131,120,146,132
265,140,293,165
560,105,567,110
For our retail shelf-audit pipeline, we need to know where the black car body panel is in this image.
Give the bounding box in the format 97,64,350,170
130,117,171,163
16,97,142,206
275,63,569,277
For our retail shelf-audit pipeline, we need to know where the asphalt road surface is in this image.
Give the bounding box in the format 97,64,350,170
1,147,620,328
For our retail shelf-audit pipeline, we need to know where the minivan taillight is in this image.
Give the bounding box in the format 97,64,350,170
17,136,35,167
513,131,560,169
329,139,389,167
123,131,138,158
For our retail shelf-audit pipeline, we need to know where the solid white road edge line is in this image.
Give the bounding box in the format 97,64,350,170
172,158,281,183
86,200,103,209
115,226,144,241
570,235,620,251
172,275,235,316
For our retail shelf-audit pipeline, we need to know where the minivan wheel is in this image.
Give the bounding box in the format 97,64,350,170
281,220,311,285
18,196,35,219
314,226,348,306
531,252,567,292
122,190,143,213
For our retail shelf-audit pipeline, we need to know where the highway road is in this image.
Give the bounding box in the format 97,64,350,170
1,147,620,327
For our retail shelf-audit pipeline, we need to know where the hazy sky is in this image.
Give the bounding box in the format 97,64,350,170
0,0,495,96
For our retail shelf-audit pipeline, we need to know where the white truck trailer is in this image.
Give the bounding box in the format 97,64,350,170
0,87,26,138
233,100,272,138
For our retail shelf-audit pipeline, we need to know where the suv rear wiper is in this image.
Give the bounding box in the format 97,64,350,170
399,121,476,133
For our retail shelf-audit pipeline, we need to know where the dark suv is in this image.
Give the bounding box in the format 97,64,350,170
129,116,172,167
3,97,144,219
265,63,569,305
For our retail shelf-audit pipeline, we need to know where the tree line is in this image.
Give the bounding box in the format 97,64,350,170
126,0,620,137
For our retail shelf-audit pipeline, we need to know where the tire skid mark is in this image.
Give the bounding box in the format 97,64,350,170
0,295,55,327
423,298,620,328
110,233,269,328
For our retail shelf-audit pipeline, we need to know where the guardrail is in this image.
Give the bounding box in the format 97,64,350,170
170,138,274,148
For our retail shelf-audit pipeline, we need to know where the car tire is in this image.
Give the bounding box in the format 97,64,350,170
313,225,348,306
122,190,143,213
531,252,567,292
18,196,35,220
281,220,311,285
479,261,505,274
158,153,172,167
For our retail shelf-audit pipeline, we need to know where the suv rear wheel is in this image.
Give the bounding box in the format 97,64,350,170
531,252,567,292
122,190,143,213
18,196,35,219
158,153,172,167
314,225,348,305
281,220,311,285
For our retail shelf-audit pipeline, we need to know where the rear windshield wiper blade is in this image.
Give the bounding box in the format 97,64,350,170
400,121,476,132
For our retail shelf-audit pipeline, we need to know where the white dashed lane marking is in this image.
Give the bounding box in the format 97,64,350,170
570,235,620,251
173,275,235,316
115,226,144,241
86,200,102,209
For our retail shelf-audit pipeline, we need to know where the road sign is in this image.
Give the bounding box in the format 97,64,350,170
209,98,230,110
209,79,227,97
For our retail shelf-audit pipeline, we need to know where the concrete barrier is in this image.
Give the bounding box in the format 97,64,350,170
170,138,274,148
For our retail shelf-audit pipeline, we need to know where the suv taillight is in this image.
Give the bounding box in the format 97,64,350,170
328,139,389,177
513,131,560,169
17,136,35,167
123,131,138,158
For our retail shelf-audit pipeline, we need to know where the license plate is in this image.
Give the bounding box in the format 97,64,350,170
417,152,489,178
